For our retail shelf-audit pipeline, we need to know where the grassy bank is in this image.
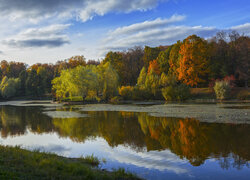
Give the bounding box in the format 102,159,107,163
0,145,139,180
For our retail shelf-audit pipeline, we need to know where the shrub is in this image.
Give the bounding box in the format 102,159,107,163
162,84,190,101
119,86,133,100
237,89,250,100
214,80,231,100
110,96,122,103
132,86,152,100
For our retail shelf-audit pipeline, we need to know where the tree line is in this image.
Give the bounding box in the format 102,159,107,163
0,31,249,100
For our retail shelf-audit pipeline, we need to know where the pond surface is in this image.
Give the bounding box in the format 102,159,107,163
0,102,250,180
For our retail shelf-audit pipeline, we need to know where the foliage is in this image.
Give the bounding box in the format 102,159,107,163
214,80,231,100
137,67,147,88
143,46,161,68
156,46,172,74
0,32,249,100
119,86,134,100
236,89,250,100
162,83,190,101
52,62,119,101
168,41,182,76
99,62,119,100
0,76,20,98
177,35,210,86
147,59,161,75
160,73,178,88
145,69,161,98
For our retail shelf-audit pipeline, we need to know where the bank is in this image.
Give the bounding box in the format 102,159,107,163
0,145,140,180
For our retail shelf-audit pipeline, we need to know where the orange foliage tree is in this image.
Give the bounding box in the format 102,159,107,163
177,35,209,87
147,59,161,75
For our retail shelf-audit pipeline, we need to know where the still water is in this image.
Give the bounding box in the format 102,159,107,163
0,104,249,180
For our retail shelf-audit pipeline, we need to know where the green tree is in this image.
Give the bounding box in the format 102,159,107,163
143,46,161,68
156,46,172,74
137,67,147,88
145,69,160,97
0,76,20,98
100,62,119,100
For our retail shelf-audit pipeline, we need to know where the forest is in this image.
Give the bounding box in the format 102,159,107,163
0,31,249,101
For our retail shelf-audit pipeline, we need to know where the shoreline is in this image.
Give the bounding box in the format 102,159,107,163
0,145,139,180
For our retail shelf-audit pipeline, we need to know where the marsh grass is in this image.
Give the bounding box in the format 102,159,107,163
0,145,140,180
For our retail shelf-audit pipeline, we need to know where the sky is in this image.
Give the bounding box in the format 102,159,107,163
0,0,249,65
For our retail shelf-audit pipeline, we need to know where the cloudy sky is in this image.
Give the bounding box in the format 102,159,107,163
0,0,249,64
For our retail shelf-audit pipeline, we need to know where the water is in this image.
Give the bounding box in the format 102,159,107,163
0,104,249,180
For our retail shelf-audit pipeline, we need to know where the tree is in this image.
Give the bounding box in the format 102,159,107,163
99,62,119,100
25,69,39,96
18,70,27,96
234,36,250,87
121,47,144,85
68,55,86,68
169,41,182,76
177,35,209,87
156,46,172,74
0,76,20,98
52,69,74,100
207,32,230,79
143,46,161,68
102,51,123,84
137,67,147,87
145,69,160,97
148,59,161,75
72,65,99,99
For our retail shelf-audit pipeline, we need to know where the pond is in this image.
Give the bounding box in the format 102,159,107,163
0,101,249,180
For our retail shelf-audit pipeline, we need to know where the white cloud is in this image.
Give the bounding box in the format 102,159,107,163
2,24,70,48
231,23,250,36
104,14,186,43
99,17,250,56
0,0,162,23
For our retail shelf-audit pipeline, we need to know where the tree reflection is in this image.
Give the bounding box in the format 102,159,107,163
0,105,249,169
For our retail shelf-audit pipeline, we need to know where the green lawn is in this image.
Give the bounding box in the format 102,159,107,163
0,145,139,180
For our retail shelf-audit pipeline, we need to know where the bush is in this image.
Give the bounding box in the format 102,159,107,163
132,86,152,100
162,84,190,101
110,96,122,103
119,86,133,100
214,80,231,100
236,89,250,100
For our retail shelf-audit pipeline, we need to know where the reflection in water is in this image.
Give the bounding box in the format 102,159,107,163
0,105,250,176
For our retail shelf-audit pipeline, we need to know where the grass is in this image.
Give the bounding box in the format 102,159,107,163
61,96,83,102
190,87,250,100
0,145,140,180
190,88,215,99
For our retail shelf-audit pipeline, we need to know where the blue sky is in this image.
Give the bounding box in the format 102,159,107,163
0,0,249,64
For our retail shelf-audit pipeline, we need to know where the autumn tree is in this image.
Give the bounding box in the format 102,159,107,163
121,47,144,85
207,32,230,79
168,41,182,76
0,76,20,98
148,59,161,75
102,51,123,83
99,62,119,100
234,36,250,87
156,46,172,74
177,35,209,87
137,67,147,88
143,46,161,68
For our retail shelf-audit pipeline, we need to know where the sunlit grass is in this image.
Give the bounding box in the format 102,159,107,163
0,145,140,180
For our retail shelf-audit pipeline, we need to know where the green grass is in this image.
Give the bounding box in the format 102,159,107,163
190,88,215,99
62,96,83,102
0,145,140,180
